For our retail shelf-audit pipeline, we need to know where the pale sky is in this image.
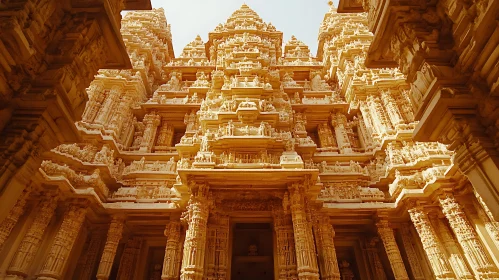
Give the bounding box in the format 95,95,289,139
151,0,339,57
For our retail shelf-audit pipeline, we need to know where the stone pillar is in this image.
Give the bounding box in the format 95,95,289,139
204,213,229,280
355,113,375,151
407,207,455,279
116,236,142,280
273,209,297,279
96,215,125,279
429,212,473,279
366,96,392,136
289,187,319,279
398,226,425,280
162,214,182,280
94,86,121,126
380,90,404,127
180,183,210,280
0,186,31,251
364,238,387,280
108,94,133,137
37,201,88,280
5,192,58,279
139,112,161,152
82,83,105,123
472,196,499,248
439,194,499,278
330,112,352,154
78,230,106,280
376,219,409,280
313,214,340,280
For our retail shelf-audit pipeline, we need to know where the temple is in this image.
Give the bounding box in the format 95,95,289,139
1,1,499,279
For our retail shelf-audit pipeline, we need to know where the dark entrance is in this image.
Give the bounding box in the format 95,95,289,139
231,223,274,280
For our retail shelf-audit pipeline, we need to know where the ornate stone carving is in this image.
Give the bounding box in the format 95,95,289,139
439,194,499,278
408,207,455,278
376,219,409,279
96,216,125,279
162,214,182,280
6,192,59,279
37,201,88,280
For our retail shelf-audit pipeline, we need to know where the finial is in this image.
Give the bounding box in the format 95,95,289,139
328,0,334,7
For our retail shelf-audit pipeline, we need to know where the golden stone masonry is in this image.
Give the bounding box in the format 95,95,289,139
1,0,499,278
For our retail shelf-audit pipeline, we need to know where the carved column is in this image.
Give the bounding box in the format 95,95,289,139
82,84,105,123
180,183,210,280
139,112,161,152
355,113,375,151
273,209,297,279
162,214,182,280
0,186,31,250
429,212,473,279
5,192,58,279
289,187,319,279
204,213,229,280
78,230,105,280
116,236,142,280
398,226,425,280
313,213,340,280
108,94,132,137
37,201,88,280
366,96,392,136
96,215,125,279
408,207,455,279
380,90,404,127
376,220,409,280
472,196,499,247
439,194,499,278
364,238,387,280
94,86,121,125
330,112,352,154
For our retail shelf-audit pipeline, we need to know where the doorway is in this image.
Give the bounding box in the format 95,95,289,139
231,223,274,280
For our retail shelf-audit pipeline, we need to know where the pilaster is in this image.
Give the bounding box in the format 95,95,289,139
180,183,211,280
0,185,32,251
116,236,143,280
162,213,182,280
363,238,387,280
428,211,473,279
313,213,340,280
96,215,125,279
398,225,426,280
273,208,297,279
439,193,499,278
36,200,88,280
407,206,455,279
376,219,409,280
5,191,59,279
288,186,319,280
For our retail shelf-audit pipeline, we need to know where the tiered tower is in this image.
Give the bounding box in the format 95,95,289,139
1,3,499,280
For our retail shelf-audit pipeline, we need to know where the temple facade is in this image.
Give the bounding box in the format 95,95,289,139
1,2,499,280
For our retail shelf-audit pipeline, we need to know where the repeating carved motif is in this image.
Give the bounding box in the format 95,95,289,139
398,225,425,280
96,216,125,279
439,194,499,278
376,220,409,279
37,201,88,279
0,186,32,251
408,207,455,279
162,214,182,280
6,192,59,279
